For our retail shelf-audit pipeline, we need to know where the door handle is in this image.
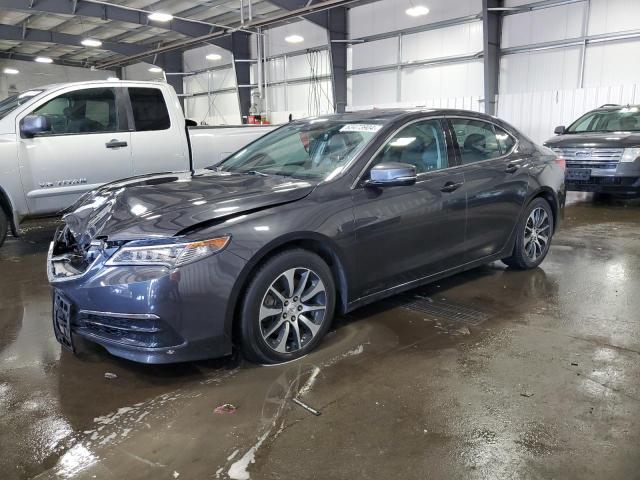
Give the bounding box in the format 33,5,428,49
105,139,128,149
441,181,464,193
505,163,519,173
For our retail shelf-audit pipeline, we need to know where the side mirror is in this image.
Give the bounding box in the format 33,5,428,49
185,118,198,127
20,115,51,138
366,162,417,188
554,125,566,135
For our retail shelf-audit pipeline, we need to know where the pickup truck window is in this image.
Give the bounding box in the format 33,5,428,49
0,90,43,120
129,88,170,131
31,87,122,135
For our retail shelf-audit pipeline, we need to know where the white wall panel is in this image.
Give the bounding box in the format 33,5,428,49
583,40,640,87
184,68,235,95
184,92,241,125
286,51,330,81
349,37,398,70
183,44,233,71
496,84,640,144
499,47,582,94
264,20,327,56
350,70,398,107
401,60,484,102
588,0,640,35
349,0,481,38
402,21,482,62
501,3,585,48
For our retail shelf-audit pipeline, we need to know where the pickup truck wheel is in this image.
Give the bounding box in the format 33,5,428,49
502,198,554,270
0,209,8,248
239,249,336,364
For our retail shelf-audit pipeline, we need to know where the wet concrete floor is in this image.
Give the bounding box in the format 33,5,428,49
0,192,639,480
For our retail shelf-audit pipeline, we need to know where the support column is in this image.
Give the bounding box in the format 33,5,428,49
327,7,348,113
231,31,252,123
158,50,185,109
482,0,503,115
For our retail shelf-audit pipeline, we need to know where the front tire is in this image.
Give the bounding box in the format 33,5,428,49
502,198,554,270
0,209,8,249
239,249,336,364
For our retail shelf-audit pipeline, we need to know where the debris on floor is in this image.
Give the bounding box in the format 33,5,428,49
571,361,579,366
104,372,118,380
520,391,534,398
292,397,321,416
214,403,238,415
173,471,180,479
456,327,471,335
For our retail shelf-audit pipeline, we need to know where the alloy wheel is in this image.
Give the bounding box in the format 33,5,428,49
259,267,327,354
524,207,551,261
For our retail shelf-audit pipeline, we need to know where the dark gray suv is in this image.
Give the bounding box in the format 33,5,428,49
545,104,640,194
48,109,565,364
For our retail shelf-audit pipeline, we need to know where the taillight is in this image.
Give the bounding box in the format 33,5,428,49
554,156,566,171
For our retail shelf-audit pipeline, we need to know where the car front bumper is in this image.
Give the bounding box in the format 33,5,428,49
49,249,247,363
565,162,640,194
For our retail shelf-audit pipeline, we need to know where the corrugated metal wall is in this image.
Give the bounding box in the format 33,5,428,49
496,84,640,144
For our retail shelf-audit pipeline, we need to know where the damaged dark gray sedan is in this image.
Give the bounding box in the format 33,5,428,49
48,109,565,364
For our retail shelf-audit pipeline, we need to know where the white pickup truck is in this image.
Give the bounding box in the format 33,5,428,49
0,80,275,247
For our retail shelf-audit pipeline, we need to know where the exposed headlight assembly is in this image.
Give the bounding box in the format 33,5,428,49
105,236,230,268
621,148,640,163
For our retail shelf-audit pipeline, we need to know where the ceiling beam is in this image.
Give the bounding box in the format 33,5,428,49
0,50,94,67
0,22,148,57
0,0,218,39
266,0,330,28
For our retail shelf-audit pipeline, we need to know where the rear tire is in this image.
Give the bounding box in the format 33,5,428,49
0,208,8,249
239,249,336,364
502,197,554,270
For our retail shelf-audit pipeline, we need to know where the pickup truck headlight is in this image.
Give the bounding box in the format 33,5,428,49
105,236,230,268
621,148,640,163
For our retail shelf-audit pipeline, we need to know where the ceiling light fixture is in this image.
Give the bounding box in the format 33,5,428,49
285,34,304,44
148,66,163,73
206,53,222,61
406,5,430,17
35,57,53,64
81,38,102,47
3,68,19,74
148,12,173,22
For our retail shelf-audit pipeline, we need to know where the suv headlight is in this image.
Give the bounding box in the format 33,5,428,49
621,148,640,163
105,236,230,268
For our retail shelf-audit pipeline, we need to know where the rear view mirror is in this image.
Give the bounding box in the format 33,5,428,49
554,125,566,135
21,115,51,138
185,118,198,127
366,162,417,187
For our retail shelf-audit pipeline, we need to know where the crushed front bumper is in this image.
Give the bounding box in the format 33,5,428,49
48,247,247,364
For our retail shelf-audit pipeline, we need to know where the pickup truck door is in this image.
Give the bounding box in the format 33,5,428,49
126,87,190,175
17,86,132,216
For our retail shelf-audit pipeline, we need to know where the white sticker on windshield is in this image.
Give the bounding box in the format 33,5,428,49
340,124,382,133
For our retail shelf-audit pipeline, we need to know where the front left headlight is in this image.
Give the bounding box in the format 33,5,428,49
621,148,640,163
105,236,230,268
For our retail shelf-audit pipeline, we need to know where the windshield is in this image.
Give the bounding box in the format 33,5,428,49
567,106,640,133
0,90,43,120
216,120,384,180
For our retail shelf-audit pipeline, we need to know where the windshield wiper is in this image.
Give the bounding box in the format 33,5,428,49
245,170,270,177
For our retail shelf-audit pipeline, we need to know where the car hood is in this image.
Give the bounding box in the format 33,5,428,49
544,132,640,148
62,170,317,246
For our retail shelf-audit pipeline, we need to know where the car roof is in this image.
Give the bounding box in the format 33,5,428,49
306,108,495,124
591,104,640,112
23,80,167,94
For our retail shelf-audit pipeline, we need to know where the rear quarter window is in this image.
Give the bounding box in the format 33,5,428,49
128,88,170,131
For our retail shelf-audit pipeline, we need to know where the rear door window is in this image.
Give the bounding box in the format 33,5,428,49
128,88,171,131
451,119,504,164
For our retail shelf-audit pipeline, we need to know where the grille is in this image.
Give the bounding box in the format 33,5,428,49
553,147,623,166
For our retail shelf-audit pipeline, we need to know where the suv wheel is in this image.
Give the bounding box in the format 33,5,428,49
502,198,554,270
0,208,8,248
239,249,336,364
